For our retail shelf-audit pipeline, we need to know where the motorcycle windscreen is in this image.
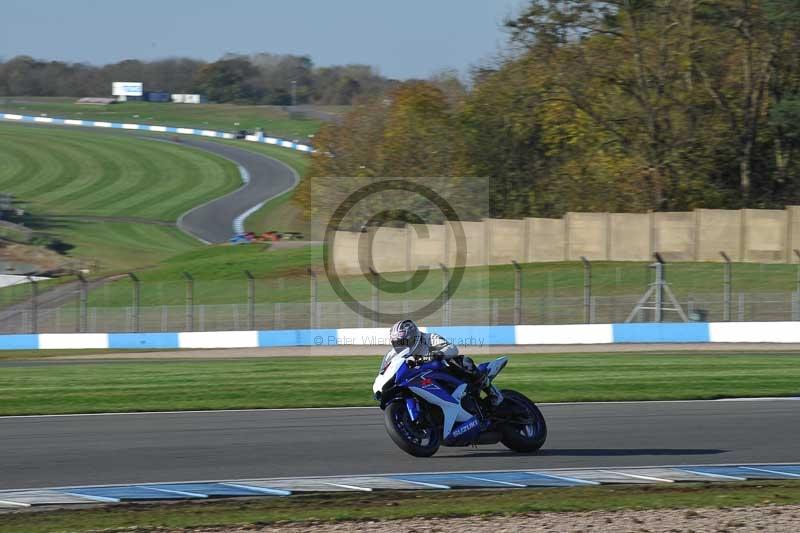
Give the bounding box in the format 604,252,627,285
379,347,410,374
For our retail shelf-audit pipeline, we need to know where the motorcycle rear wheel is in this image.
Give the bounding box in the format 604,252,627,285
498,389,547,453
384,400,441,457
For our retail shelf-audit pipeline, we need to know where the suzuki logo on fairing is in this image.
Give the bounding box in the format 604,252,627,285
451,418,478,438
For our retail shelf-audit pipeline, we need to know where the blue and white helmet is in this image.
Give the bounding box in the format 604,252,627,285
389,319,420,352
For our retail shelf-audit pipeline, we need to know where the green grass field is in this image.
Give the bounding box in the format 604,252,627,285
0,353,796,415
2,481,797,533
0,123,254,271
0,100,323,140
0,123,240,221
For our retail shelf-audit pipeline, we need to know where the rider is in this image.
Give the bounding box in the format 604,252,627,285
387,319,503,406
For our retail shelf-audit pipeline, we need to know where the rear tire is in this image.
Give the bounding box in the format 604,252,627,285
498,389,547,453
384,400,441,457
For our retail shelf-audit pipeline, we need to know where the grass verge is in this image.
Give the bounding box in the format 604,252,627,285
0,352,797,415
1,481,798,533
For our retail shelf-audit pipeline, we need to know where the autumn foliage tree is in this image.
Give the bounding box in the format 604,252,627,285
305,0,800,217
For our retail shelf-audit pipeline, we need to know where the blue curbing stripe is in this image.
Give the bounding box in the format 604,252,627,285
0,334,39,350
61,486,197,501
108,333,179,349
259,329,339,347
612,323,710,343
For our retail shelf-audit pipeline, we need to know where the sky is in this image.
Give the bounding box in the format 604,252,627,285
0,0,528,79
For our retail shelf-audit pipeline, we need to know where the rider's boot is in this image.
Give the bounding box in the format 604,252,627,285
474,372,503,407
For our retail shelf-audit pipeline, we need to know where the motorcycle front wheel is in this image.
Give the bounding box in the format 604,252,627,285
498,389,547,453
384,400,441,457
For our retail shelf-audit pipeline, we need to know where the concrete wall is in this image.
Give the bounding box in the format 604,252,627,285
527,218,566,262
409,223,446,269
488,218,525,265
331,206,800,274
446,220,488,267
742,209,787,263
696,209,742,261
653,212,695,261
609,213,651,261
369,226,408,273
566,213,608,260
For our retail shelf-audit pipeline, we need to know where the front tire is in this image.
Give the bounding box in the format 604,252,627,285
498,389,547,453
384,400,441,457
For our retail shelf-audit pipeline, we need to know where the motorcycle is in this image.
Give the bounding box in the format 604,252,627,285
373,349,547,457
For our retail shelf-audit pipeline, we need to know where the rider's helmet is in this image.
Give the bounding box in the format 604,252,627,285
389,319,421,352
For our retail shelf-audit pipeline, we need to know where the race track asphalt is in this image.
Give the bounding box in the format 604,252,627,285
1,400,797,490
174,138,299,243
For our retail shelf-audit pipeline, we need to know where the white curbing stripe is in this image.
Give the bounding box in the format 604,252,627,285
0,500,30,507
600,470,674,483
38,333,108,350
321,482,372,492
178,331,259,349
515,324,613,345
709,322,800,343
392,479,451,489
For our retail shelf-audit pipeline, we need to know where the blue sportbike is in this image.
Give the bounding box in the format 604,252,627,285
373,349,547,457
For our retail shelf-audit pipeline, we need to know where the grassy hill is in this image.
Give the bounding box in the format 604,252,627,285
0,99,324,140
0,123,244,271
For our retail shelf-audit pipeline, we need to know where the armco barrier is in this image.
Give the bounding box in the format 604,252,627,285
0,113,313,153
0,322,797,350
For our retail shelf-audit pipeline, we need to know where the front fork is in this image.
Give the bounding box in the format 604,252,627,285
405,397,421,423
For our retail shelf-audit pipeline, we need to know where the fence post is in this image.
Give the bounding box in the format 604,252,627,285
369,268,380,327
794,250,800,320
511,260,522,325
581,256,592,324
128,273,140,332
720,251,731,322
654,254,665,323
77,272,88,333
245,270,255,330
27,276,38,333
182,272,194,332
307,268,317,329
439,263,450,326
